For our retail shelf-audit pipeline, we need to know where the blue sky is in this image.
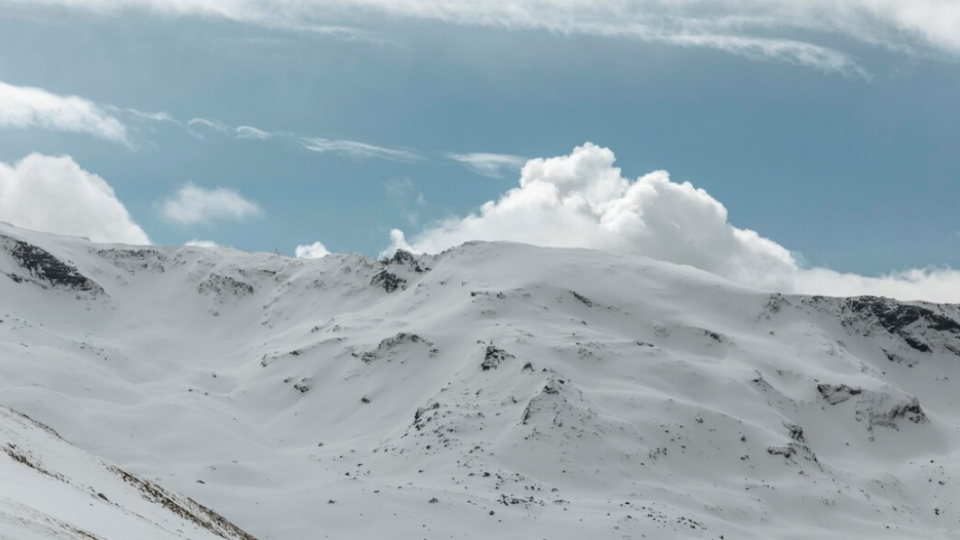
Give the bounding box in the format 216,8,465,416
0,1,959,300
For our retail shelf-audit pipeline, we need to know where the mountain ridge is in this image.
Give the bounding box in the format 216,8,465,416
0,222,958,539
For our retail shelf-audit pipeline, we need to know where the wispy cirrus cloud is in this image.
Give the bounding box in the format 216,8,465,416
10,1,960,75
160,182,263,226
300,137,421,162
235,125,274,140
447,152,528,178
181,116,425,163
112,107,180,125
0,79,130,145
186,117,233,139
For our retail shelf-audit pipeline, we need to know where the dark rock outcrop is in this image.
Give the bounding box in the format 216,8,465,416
2,237,100,292
371,250,428,293
842,296,960,353
481,345,515,371
360,333,437,363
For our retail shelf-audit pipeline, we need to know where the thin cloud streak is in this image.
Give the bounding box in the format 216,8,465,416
184,117,420,163
447,152,528,178
300,137,421,162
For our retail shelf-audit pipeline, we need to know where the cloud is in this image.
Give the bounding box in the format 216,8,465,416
447,152,528,178
0,79,129,144
13,1,960,74
387,143,960,303
184,239,222,248
160,183,263,226
295,241,330,259
110,107,180,125
300,137,421,162
188,118,286,141
181,118,428,163
0,154,150,244
186,117,232,139
236,126,274,140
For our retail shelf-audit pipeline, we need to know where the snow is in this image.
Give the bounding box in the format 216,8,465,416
0,406,256,540
0,222,958,539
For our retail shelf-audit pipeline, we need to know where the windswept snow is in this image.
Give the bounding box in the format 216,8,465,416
0,222,959,539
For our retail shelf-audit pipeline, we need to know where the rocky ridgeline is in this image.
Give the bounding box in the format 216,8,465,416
93,247,170,274
841,296,960,354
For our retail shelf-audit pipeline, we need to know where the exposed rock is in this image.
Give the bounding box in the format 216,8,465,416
388,250,426,274
371,270,405,293
569,291,594,307
767,442,817,465
109,465,260,540
481,345,515,371
371,250,429,293
856,393,927,433
817,383,862,405
817,382,927,437
198,274,254,302
842,296,960,353
760,293,790,318
785,422,805,443
94,248,168,274
2,236,101,292
414,402,441,431
360,333,437,363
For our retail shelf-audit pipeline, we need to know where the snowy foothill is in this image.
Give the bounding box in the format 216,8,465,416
0,222,958,539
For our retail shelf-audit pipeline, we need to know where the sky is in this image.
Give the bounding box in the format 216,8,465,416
0,0,959,301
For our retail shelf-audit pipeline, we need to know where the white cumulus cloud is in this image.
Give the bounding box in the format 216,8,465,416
0,80,129,144
161,183,263,226
295,241,330,259
0,154,150,244
388,143,960,303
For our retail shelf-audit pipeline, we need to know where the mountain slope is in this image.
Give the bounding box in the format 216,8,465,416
0,405,258,540
0,222,958,539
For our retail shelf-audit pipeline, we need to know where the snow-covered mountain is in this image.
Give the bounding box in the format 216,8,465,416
1,221,958,539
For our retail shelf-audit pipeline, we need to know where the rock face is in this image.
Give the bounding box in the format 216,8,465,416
0,222,959,540
1,236,100,292
818,383,927,438
198,274,255,302
371,249,428,292
841,295,960,353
